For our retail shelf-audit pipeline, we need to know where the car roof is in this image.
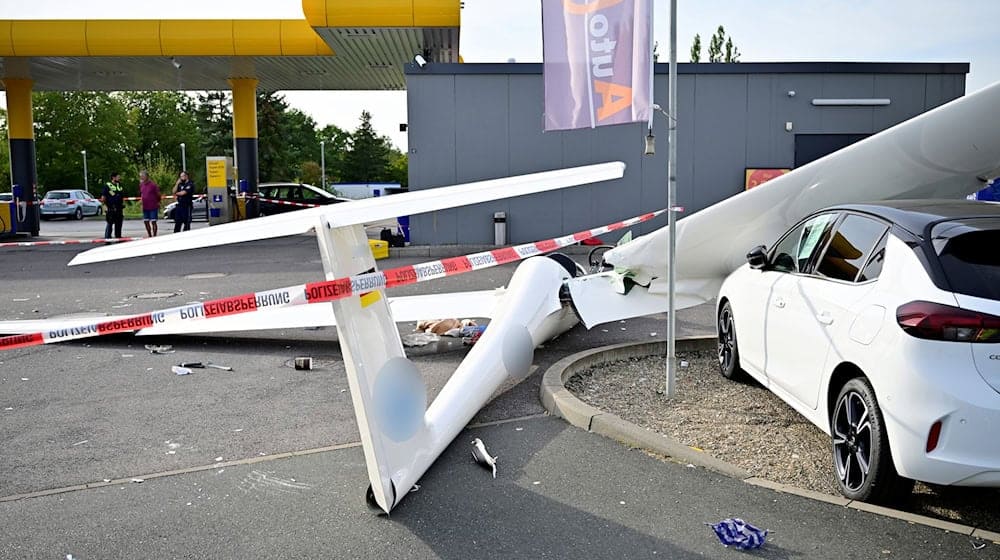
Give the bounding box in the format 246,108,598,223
45,189,83,194
820,199,1000,237
259,182,336,198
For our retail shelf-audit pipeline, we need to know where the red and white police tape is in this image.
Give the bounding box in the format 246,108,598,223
251,197,321,208
0,237,145,248
0,209,666,351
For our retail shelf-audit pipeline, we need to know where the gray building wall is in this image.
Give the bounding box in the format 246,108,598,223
405,62,967,245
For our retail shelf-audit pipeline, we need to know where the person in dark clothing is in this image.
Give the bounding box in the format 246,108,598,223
172,171,196,233
101,172,124,239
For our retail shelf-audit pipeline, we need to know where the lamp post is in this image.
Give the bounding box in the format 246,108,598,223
180,142,187,171
320,140,326,189
81,150,88,192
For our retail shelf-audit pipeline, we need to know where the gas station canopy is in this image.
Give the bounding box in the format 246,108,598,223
0,0,461,91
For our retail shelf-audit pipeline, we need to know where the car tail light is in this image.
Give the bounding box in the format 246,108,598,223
926,420,942,453
897,301,1000,343
66,200,76,205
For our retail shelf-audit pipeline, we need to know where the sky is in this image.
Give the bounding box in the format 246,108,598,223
4,0,1000,151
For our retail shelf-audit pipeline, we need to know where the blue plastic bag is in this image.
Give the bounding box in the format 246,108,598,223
708,518,768,550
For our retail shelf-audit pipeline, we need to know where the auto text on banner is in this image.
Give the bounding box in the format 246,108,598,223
542,0,653,131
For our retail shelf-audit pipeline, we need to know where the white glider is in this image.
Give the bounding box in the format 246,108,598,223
4,81,1000,514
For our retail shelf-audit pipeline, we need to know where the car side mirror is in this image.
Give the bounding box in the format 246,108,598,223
746,245,768,270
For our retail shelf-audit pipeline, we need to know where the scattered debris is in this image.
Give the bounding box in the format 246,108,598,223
131,478,145,484
20,378,28,381
72,440,89,446
179,362,233,371
515,427,523,431
462,324,488,346
410,484,421,493
293,357,313,370
414,318,477,336
214,457,223,462
532,481,540,485
679,360,689,368
471,438,498,478
171,366,193,376
121,354,134,358
973,542,987,550
402,332,439,347
707,518,767,550
145,344,175,354
619,501,626,505
650,332,658,337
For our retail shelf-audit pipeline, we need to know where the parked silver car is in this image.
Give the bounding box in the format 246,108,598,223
39,189,103,220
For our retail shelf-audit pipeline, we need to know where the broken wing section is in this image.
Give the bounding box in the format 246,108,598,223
606,81,1000,293
135,290,504,336
566,272,713,329
69,162,625,266
0,291,504,337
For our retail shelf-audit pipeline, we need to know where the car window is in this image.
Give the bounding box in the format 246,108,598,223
857,233,888,282
770,213,837,273
815,214,889,282
275,186,291,199
299,186,322,200
45,192,70,199
936,227,1000,300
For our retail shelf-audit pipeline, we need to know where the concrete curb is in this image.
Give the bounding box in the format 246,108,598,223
539,337,1000,544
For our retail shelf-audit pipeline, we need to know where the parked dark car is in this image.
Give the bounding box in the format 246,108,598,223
163,183,348,222
256,182,351,216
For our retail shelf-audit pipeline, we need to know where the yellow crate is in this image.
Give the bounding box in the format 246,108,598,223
369,239,389,260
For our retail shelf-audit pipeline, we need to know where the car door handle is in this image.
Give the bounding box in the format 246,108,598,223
773,297,786,309
816,311,834,325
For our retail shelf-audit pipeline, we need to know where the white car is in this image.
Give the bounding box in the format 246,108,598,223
717,199,1000,503
39,189,103,220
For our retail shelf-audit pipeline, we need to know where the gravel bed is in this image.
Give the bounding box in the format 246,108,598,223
566,349,1000,534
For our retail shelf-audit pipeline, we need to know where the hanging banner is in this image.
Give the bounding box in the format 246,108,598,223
543,0,653,131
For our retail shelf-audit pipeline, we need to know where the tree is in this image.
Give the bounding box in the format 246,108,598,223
318,123,350,185
122,91,202,184
256,91,320,182
0,109,10,189
341,111,392,183
386,149,408,188
705,25,740,63
33,92,137,194
690,34,701,63
194,91,233,160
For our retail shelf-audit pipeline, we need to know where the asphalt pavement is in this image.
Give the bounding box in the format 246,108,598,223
0,219,996,558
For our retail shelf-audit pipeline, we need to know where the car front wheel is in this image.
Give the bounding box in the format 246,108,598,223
831,377,913,504
74,207,83,220
717,301,745,380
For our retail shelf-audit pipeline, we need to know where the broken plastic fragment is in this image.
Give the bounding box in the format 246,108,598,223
707,518,767,550
171,366,192,376
145,344,175,354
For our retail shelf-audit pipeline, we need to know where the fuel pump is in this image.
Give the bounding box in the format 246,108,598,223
205,156,234,225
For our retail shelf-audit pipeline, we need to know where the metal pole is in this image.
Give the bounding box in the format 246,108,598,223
180,143,187,171
81,150,88,192
320,140,326,189
665,0,678,398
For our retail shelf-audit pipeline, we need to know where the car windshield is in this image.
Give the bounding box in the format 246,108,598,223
45,192,71,199
934,220,1000,300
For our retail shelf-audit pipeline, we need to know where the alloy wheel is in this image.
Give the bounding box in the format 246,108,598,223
833,390,872,492
718,306,736,372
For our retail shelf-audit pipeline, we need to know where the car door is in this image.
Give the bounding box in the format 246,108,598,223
736,213,838,375
765,213,888,410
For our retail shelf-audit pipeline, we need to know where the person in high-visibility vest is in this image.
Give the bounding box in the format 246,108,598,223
101,172,124,239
